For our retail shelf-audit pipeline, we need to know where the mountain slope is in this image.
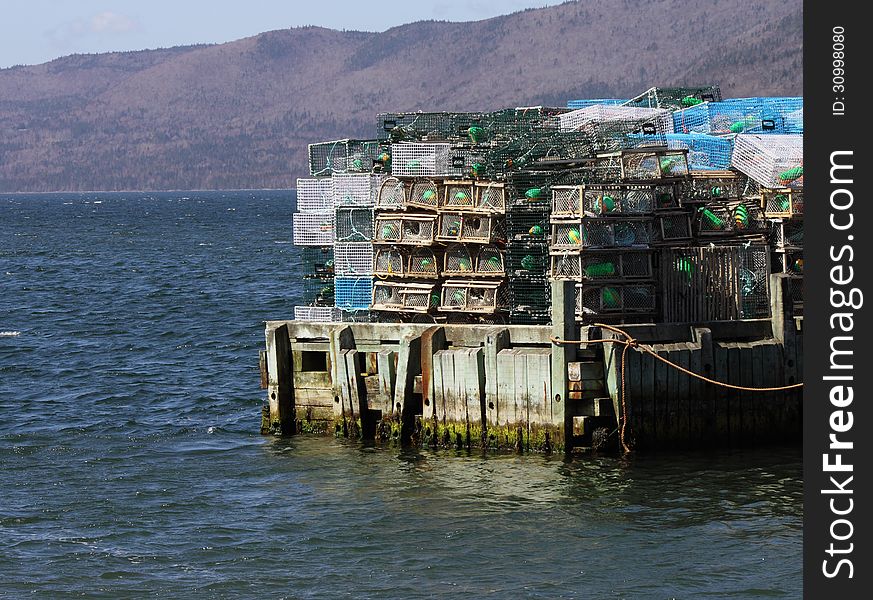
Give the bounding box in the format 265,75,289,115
0,0,802,192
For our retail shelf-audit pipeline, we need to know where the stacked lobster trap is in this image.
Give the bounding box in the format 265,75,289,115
290,87,803,327
292,177,339,322
370,164,509,323
548,148,691,323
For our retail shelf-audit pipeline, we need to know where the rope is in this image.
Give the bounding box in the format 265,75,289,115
551,323,804,453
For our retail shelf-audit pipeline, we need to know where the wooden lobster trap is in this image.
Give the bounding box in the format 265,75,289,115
371,281,439,313
374,213,437,245
436,212,504,244
760,188,803,219
439,280,506,314
373,247,439,278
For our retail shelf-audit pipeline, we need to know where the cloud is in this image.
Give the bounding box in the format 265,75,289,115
46,11,141,51
89,11,138,34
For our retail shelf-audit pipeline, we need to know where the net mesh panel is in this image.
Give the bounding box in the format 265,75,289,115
296,177,334,212
762,189,803,218
333,242,374,276
738,246,770,318
372,282,403,309
374,247,405,277
506,244,549,277
552,186,583,215
408,179,440,210
376,177,407,210
407,248,439,278
444,245,475,275
442,182,475,209
629,133,734,171
731,134,803,188
613,221,653,246
567,99,628,109
375,111,486,142
622,153,661,180
375,216,402,243
301,246,335,276
623,85,722,111
578,284,656,316
508,277,550,313
774,220,804,249
442,286,467,310
788,275,803,306
683,172,745,203
335,207,373,242
476,245,505,275
654,184,680,209
391,143,452,177
552,222,606,248
672,97,803,135
468,285,500,311
292,212,335,245
622,150,690,180
340,309,373,323
303,275,335,306
437,213,464,242
655,213,693,242
294,306,342,322
507,204,550,244
557,105,672,134
401,216,436,244
475,182,506,213
776,250,804,275
552,252,652,279
334,277,374,310
460,215,497,243
331,173,384,207
403,286,434,311
308,139,380,177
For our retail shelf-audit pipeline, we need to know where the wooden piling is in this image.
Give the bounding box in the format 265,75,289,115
551,280,576,452
265,323,294,435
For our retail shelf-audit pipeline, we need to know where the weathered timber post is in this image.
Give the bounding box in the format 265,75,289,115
770,274,798,382
420,326,446,446
265,323,294,435
394,330,423,444
484,327,510,447
551,280,577,452
329,326,358,437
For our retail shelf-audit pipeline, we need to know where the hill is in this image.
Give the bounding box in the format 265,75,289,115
0,0,802,192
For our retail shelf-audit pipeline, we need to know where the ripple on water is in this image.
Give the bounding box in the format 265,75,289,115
0,192,802,597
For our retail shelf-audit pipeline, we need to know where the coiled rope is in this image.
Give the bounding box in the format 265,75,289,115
551,323,804,453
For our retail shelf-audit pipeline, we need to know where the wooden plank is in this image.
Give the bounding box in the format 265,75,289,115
293,371,331,390
675,347,691,446
749,344,763,444
464,348,486,427
495,349,517,426
638,344,655,446
377,350,397,417
484,328,510,428
293,388,334,406
687,340,704,444
430,349,444,423
712,344,730,445
670,348,682,447
654,349,670,448
727,345,742,446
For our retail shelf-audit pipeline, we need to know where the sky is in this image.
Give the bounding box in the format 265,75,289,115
0,0,568,69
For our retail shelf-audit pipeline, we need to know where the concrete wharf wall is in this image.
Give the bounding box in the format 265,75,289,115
262,274,801,451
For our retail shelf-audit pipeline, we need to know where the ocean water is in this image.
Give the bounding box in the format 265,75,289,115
0,192,802,598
